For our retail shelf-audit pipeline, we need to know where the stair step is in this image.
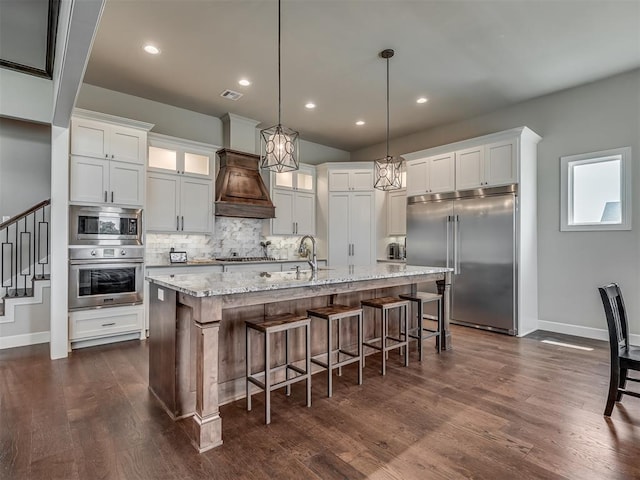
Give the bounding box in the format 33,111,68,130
5,288,34,298
33,274,50,281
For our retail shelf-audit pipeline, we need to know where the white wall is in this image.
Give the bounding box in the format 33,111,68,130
0,69,52,124
0,117,52,218
352,69,640,337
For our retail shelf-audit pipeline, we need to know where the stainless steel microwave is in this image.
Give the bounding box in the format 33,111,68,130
69,205,143,245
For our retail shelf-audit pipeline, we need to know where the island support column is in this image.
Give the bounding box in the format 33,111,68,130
189,295,223,453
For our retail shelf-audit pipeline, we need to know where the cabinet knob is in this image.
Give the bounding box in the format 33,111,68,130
120,249,127,256
90,250,97,256
111,154,114,158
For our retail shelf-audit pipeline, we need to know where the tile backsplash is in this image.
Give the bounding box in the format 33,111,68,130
145,217,307,264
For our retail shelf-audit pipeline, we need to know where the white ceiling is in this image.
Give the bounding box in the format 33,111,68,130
83,0,640,152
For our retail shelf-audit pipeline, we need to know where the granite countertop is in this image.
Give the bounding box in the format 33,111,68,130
146,264,451,297
146,258,327,268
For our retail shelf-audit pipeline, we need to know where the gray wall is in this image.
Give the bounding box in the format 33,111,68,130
77,83,225,145
0,117,51,219
352,68,640,336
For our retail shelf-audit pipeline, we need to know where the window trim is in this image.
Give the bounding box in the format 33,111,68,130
560,147,632,231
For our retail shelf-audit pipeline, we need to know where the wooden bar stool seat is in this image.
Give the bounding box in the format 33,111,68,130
399,291,443,360
361,296,410,375
307,304,363,397
245,313,312,425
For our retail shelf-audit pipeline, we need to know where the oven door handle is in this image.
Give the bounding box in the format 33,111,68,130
69,259,144,265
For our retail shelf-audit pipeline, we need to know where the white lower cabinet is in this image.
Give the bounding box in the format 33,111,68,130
69,305,145,349
146,172,212,233
328,191,374,267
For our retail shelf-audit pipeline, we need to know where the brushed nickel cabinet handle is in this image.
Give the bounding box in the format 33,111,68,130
111,191,114,203
104,191,107,202
101,322,116,327
181,216,184,231
177,216,179,231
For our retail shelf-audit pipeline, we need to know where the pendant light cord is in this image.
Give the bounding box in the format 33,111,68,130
386,55,390,159
278,0,282,126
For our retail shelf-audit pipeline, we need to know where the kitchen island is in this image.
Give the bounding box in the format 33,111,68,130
146,264,452,452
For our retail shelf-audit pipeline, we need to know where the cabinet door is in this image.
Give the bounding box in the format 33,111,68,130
146,173,180,232
110,126,145,164
485,139,517,187
110,161,144,206
70,156,109,204
387,190,407,235
183,151,212,178
180,177,212,233
455,146,484,190
328,171,351,191
350,192,374,266
295,168,315,192
71,119,108,159
294,191,315,235
406,159,429,196
429,153,455,193
350,170,373,191
272,189,295,234
328,193,350,266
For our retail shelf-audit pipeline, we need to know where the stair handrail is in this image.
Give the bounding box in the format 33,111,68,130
0,199,51,230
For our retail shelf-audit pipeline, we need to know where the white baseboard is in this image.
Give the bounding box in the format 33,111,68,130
0,331,50,350
537,320,640,346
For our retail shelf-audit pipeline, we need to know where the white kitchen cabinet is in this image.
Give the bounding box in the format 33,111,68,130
270,164,316,235
328,191,374,267
329,169,373,192
69,304,145,349
271,190,315,235
146,172,213,233
148,133,216,179
387,189,407,235
455,139,517,190
406,153,455,196
71,117,146,164
70,156,144,207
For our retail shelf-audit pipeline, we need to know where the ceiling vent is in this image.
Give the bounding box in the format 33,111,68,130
220,89,243,101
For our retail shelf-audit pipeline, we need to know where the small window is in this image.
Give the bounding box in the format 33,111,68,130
560,147,631,231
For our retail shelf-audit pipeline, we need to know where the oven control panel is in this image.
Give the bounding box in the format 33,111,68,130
69,246,144,261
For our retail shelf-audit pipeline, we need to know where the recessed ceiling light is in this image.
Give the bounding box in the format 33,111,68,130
305,102,316,109
416,97,428,104
238,79,251,87
143,45,160,55
355,120,365,126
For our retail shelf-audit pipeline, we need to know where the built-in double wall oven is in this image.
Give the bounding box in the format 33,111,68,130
69,206,144,311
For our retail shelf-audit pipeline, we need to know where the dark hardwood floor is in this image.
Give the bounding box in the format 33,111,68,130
1,326,639,480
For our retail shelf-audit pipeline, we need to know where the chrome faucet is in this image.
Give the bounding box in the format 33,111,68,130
298,235,318,273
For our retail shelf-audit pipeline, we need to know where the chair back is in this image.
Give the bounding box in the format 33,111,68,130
598,283,629,356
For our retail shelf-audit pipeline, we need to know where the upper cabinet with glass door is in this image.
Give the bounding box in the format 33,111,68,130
148,133,216,179
272,165,315,193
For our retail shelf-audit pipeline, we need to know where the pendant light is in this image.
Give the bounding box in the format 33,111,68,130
260,0,299,173
374,49,403,191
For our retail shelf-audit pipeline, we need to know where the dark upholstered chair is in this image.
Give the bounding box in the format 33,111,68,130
598,283,640,416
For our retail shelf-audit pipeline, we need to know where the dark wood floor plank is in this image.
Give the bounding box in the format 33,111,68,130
1,326,640,479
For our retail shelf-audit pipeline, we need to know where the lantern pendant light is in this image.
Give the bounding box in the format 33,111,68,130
260,0,299,173
374,49,403,191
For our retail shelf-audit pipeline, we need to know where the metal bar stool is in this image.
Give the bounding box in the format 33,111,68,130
307,304,363,397
245,313,312,424
361,297,410,375
399,292,443,361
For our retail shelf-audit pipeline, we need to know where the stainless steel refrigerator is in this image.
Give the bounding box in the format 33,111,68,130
407,185,517,334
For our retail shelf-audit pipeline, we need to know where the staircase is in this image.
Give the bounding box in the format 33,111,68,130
0,199,51,319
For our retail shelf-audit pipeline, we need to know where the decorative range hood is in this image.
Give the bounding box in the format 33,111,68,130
214,148,275,219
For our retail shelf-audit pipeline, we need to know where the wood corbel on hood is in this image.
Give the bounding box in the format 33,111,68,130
214,148,275,219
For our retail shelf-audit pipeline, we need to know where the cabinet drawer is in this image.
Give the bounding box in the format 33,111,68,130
70,307,143,340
